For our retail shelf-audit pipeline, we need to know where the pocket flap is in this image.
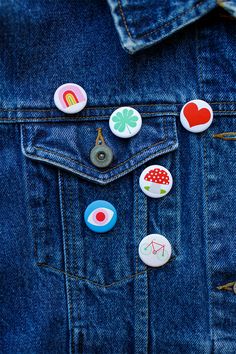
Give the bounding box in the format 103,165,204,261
21,110,178,185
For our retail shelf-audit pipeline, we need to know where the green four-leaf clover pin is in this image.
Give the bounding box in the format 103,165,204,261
112,108,138,134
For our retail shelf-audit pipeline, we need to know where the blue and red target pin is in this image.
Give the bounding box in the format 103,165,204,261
84,200,117,233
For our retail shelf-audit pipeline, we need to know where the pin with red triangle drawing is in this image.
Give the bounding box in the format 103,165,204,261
139,165,173,198
180,99,213,133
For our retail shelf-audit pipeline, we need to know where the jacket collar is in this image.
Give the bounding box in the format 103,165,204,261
107,0,236,54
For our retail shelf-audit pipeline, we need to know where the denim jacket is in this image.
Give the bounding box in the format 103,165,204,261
1,1,236,353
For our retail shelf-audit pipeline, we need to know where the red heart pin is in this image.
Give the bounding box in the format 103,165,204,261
183,102,211,127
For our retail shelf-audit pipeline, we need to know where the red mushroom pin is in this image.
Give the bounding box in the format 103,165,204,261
139,165,173,197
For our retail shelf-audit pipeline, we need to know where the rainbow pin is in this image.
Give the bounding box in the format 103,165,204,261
54,83,87,114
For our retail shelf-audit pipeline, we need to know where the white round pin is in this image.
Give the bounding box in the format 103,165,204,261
180,99,213,133
109,107,142,138
139,234,172,267
139,165,173,198
54,83,87,114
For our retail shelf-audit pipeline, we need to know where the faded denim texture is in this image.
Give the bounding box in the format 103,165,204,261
0,0,236,353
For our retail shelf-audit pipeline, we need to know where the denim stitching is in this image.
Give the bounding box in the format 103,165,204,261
28,140,170,174
0,104,178,112
199,22,205,97
37,256,176,288
31,139,169,173
135,169,148,274
208,111,236,113
118,0,132,38
195,21,204,96
24,117,170,174
37,262,147,287
20,114,175,184
22,122,178,186
68,176,78,278
0,112,178,120
23,143,178,184
31,139,167,173
139,1,207,39
23,132,38,259
0,110,235,123
146,265,149,354
0,101,236,111
203,133,214,349
135,171,139,274
59,170,74,353
118,0,205,39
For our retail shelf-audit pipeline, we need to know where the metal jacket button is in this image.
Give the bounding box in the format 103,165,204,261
139,234,172,267
90,128,113,168
90,144,113,168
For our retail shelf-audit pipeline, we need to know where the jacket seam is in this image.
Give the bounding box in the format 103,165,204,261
68,175,78,278
58,170,74,351
22,143,178,184
22,117,172,174
0,110,235,123
118,0,132,38
37,262,148,288
0,101,235,112
36,259,175,288
203,133,214,350
0,103,180,112
31,139,168,173
118,0,206,40
0,112,178,120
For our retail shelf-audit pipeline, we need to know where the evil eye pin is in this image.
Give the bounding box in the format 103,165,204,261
84,200,117,233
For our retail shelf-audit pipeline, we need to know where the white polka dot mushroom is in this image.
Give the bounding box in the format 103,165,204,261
144,167,170,194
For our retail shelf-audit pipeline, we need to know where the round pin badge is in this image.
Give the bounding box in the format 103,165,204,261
54,83,87,114
180,99,213,133
139,165,173,198
139,234,172,267
84,200,117,233
109,107,142,138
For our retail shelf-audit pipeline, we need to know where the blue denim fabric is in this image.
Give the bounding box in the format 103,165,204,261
1,0,236,353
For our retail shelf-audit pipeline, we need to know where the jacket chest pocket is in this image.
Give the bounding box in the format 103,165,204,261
21,111,178,288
